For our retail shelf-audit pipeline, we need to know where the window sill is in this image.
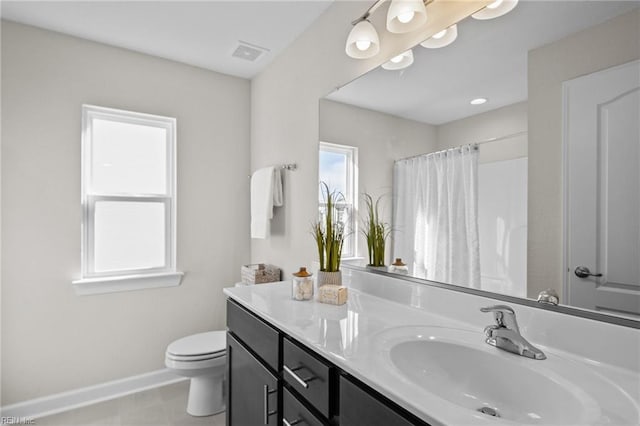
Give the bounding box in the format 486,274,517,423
341,257,365,266
72,272,184,296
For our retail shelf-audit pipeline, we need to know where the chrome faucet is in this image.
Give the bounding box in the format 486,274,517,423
480,305,546,360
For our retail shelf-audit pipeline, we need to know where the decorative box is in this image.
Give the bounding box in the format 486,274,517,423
241,263,281,285
318,285,348,305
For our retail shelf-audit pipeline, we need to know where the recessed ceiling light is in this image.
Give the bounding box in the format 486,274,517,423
470,98,488,105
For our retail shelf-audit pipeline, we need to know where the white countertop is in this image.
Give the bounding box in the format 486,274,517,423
224,280,640,426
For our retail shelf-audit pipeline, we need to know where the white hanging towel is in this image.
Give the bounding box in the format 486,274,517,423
251,166,283,239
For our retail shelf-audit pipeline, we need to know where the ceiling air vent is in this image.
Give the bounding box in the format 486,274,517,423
232,41,269,62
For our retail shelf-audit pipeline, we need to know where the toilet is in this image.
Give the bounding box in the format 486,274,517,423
165,331,226,416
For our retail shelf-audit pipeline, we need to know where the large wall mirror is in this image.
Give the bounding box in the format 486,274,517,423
319,1,639,324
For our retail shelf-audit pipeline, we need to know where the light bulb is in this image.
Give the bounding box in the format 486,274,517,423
472,0,518,20
387,0,427,33
382,49,414,70
432,29,447,39
421,24,457,49
345,20,379,59
355,39,371,51
397,11,415,24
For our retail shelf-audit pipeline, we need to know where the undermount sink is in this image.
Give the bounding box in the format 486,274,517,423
390,338,597,424
373,326,639,425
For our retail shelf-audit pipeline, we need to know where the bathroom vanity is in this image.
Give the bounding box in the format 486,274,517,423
224,268,640,426
226,298,423,426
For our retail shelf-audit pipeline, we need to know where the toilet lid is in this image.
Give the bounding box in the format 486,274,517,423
167,331,226,357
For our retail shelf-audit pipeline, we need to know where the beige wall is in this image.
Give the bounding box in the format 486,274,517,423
319,99,437,260
1,21,251,404
437,101,527,164
251,0,490,276
527,9,640,299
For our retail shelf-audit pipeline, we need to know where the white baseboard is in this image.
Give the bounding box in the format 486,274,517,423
1,368,186,419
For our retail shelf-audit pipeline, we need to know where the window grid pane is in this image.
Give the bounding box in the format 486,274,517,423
319,150,349,202
93,200,167,273
90,118,168,195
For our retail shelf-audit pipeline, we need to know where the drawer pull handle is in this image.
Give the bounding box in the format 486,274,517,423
263,384,277,424
283,365,314,389
283,419,301,426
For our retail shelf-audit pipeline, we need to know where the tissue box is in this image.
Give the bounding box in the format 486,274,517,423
241,264,281,285
318,285,348,305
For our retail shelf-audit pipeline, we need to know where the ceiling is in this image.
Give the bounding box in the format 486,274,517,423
328,1,639,125
0,0,334,79
2,1,636,119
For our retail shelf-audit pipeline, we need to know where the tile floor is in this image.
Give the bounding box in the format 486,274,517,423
36,381,225,426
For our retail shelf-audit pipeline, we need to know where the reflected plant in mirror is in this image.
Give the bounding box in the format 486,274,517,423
362,193,392,268
320,1,640,325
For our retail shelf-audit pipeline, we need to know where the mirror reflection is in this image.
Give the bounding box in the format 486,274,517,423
319,1,640,319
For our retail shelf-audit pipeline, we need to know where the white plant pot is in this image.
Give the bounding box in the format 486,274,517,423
317,270,342,286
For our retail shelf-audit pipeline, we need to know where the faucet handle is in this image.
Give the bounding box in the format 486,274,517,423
480,305,520,333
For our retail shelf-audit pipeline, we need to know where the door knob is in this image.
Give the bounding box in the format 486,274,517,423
574,266,603,278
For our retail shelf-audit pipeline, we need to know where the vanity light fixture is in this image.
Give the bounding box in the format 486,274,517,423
345,0,432,59
386,0,428,34
381,49,414,70
472,0,519,20
470,97,488,105
420,24,458,49
345,19,380,59
345,0,493,63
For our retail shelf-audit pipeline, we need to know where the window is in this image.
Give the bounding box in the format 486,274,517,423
319,142,358,259
73,105,182,295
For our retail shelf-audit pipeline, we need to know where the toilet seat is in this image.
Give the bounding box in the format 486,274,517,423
166,351,225,362
166,331,226,360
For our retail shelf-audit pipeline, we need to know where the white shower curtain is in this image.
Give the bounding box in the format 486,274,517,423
393,145,481,288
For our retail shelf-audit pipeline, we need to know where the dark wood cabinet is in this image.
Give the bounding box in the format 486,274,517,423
226,298,429,426
339,374,427,426
283,387,325,426
227,333,279,425
283,337,333,418
227,297,279,370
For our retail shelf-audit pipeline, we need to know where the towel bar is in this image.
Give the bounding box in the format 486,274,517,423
248,163,297,178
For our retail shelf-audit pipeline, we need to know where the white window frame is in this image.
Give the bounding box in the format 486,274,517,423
72,105,182,295
319,142,359,259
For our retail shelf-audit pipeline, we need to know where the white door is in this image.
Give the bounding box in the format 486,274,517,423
564,60,640,317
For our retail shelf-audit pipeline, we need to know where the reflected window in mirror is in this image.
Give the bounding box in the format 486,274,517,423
319,142,358,258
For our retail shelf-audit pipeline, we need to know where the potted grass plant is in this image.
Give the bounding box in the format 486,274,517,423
312,182,345,285
362,193,391,269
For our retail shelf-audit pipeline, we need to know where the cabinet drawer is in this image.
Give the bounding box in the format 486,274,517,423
283,337,332,418
283,388,325,426
227,299,279,371
340,374,428,426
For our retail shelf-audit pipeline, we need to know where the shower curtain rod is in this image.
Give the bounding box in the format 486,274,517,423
395,130,527,163
396,144,478,162
472,130,527,146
